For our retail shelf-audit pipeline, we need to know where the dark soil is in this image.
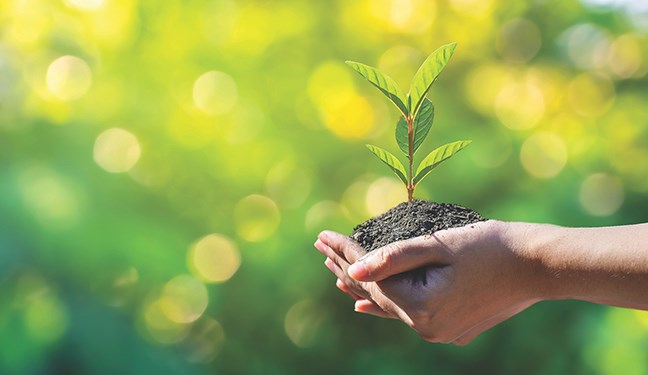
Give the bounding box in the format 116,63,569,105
351,199,485,252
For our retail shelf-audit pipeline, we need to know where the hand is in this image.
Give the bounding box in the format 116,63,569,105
315,220,547,345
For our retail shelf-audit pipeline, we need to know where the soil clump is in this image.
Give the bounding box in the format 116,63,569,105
351,199,485,252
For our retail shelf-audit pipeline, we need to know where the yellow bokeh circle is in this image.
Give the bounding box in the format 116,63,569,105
64,0,105,11
568,73,615,117
365,177,407,216
520,132,567,178
46,55,92,101
495,81,545,130
284,299,325,348
234,194,280,242
579,173,624,216
193,71,238,115
93,128,141,173
189,234,241,283
160,275,209,324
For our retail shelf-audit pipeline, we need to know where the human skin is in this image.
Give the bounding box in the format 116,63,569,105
313,220,648,346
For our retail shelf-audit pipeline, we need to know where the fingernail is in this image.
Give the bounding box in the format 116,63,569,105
348,262,368,280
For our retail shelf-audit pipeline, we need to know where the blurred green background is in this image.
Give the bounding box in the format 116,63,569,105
1,0,648,373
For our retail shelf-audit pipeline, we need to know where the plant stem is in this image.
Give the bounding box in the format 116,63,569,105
406,115,414,202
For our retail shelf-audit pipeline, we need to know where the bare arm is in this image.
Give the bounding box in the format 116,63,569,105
526,222,648,310
314,220,648,345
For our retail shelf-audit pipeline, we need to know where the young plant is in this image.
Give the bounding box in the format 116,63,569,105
346,42,471,202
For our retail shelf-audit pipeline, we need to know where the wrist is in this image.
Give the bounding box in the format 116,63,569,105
498,221,566,302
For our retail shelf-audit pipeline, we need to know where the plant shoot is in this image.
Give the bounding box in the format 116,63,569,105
346,42,471,202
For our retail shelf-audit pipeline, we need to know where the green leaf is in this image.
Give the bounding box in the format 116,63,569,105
365,144,408,185
408,42,457,119
395,117,408,155
345,61,409,117
413,140,471,185
395,99,435,155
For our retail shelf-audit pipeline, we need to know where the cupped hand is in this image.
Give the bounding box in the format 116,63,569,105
314,220,548,345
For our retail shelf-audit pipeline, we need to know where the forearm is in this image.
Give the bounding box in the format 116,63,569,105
509,222,648,310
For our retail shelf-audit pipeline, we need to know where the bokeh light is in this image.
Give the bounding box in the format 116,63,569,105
193,71,238,116
159,275,209,324
284,299,326,348
378,45,423,88
607,34,644,79
448,0,495,17
305,200,351,234
365,177,408,216
234,194,280,242
368,0,436,34
579,173,624,216
307,61,375,139
567,73,616,117
495,80,545,130
560,23,610,70
25,292,68,344
188,234,241,283
265,160,312,209
184,318,226,363
143,299,190,344
520,132,568,178
93,128,142,173
46,55,92,101
17,166,81,229
18,274,68,345
64,0,105,11
496,18,542,64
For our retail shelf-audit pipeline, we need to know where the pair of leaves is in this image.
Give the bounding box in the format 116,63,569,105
346,42,456,120
366,140,471,187
395,98,434,155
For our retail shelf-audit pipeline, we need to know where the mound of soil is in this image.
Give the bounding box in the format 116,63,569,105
351,199,485,252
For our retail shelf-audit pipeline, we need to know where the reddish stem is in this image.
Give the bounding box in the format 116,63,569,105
406,115,414,202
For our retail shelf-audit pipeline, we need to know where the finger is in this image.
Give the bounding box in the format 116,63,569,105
332,260,374,300
347,235,452,282
315,239,351,270
336,279,362,300
318,231,366,263
325,258,370,298
324,258,344,279
354,299,394,319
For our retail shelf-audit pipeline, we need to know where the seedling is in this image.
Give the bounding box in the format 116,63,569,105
346,42,471,202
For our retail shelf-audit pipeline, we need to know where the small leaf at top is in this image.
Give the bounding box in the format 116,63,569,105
408,42,457,119
345,61,409,117
365,144,408,185
413,140,471,185
395,98,435,155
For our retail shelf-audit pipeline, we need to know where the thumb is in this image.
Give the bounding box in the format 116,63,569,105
348,235,450,282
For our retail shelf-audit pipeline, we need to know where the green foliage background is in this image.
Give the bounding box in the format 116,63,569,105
2,0,648,374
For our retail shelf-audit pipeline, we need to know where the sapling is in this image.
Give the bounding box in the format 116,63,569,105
346,42,471,202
